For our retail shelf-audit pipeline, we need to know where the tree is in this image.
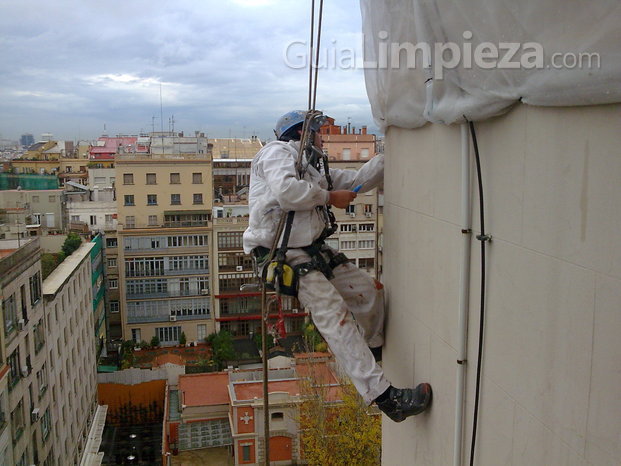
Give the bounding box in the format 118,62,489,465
253,332,275,352
61,233,82,257
41,252,65,279
150,335,160,348
303,322,327,352
206,330,236,370
298,370,381,466
179,332,187,346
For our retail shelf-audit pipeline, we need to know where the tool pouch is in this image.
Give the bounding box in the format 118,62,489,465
263,260,299,297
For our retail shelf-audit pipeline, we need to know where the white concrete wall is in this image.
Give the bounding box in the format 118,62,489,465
381,103,621,466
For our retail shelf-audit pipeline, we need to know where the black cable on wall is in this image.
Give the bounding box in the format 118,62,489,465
468,120,491,466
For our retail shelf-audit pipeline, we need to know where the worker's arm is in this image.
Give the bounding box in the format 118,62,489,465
330,153,384,192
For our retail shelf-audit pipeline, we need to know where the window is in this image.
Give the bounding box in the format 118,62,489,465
157,326,181,343
131,328,141,342
359,257,375,270
109,279,118,289
30,272,42,305
125,257,165,277
170,172,180,184
106,237,118,248
124,195,135,206
340,240,356,250
167,235,208,248
41,409,51,441
70,215,80,223
110,301,120,313
3,294,17,335
10,399,25,442
242,445,251,462
105,214,114,224
34,320,45,353
148,215,158,226
193,193,203,205
170,193,181,205
147,194,157,205
364,204,373,214
32,195,39,202
218,232,244,250
358,240,375,249
192,172,202,184
342,148,351,160
146,173,156,185
36,364,48,396
359,223,375,232
8,347,21,390
125,216,135,229
123,173,134,185
49,195,56,202
108,258,117,267
340,223,356,232
94,176,106,185
345,204,355,215
360,148,370,158
90,215,97,225
197,324,207,341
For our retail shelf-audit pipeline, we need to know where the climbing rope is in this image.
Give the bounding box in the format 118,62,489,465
259,1,325,464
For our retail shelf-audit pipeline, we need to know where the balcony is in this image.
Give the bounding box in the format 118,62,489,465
126,313,211,324
127,289,210,300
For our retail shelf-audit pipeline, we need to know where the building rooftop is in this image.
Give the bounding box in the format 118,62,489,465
179,372,229,407
210,138,262,159
42,241,95,297
232,379,300,401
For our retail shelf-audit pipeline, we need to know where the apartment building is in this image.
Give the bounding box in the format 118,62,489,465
0,189,64,239
0,238,44,465
114,133,214,346
43,241,98,464
211,148,307,338
319,117,377,161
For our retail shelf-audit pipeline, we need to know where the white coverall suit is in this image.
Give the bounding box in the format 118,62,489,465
243,140,390,404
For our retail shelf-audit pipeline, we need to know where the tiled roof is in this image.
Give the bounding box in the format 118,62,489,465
233,380,300,401
179,372,229,407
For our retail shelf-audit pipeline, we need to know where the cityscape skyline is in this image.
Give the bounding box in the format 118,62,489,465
0,0,378,142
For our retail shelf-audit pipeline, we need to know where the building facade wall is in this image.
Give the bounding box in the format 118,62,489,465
381,103,621,465
0,239,49,466
115,157,215,344
43,243,98,465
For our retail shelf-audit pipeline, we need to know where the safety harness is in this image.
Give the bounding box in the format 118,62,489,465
253,132,349,296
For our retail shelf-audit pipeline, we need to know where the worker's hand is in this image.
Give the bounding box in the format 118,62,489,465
328,190,357,209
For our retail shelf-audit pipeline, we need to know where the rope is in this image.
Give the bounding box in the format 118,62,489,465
260,2,325,464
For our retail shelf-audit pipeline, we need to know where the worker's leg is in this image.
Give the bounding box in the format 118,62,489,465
289,251,390,404
329,262,385,349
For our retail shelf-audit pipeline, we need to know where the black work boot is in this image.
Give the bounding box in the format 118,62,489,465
376,383,432,422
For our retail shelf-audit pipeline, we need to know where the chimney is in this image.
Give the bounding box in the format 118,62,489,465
362,126,367,135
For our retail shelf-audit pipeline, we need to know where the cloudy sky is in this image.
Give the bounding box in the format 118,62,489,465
0,0,375,142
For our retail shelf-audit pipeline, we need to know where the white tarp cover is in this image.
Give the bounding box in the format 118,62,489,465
360,0,621,130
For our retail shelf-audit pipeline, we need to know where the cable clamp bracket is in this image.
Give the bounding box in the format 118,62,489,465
476,234,492,243
457,359,467,365
461,228,472,235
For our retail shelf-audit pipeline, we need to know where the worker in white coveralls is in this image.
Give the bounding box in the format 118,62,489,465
243,110,432,422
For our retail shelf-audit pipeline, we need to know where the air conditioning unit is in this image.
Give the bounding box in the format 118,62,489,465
291,308,299,314
17,319,25,331
201,289,209,295
349,213,355,218
31,408,40,423
169,315,177,322
365,212,372,218
236,265,243,272
21,365,30,377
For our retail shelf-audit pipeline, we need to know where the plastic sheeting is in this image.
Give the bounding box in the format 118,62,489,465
360,0,621,130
